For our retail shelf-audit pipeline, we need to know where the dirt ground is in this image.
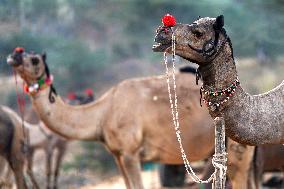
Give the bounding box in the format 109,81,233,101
81,170,162,189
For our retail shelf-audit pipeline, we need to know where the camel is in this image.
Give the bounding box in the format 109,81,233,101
153,15,284,146
0,105,31,189
254,144,284,188
1,104,67,189
7,49,216,189
153,14,284,189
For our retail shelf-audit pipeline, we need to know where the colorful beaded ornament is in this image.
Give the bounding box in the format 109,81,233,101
24,75,54,95
201,78,240,111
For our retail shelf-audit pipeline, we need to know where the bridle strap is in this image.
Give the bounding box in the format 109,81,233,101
187,29,228,62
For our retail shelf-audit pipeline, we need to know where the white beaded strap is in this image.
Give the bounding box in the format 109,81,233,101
162,33,214,183
163,31,227,187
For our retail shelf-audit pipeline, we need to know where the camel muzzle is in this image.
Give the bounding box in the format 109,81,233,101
6,54,23,67
152,27,172,52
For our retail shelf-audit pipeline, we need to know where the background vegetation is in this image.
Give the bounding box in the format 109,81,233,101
1,0,284,92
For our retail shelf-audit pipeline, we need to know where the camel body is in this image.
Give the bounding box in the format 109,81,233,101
223,84,284,145
31,72,215,164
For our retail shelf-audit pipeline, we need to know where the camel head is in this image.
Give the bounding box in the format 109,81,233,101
7,48,49,85
153,15,229,65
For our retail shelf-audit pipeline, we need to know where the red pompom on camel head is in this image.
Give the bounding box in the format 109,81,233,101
162,14,176,27
14,47,25,54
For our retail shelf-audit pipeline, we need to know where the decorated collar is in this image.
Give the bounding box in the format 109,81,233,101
201,78,240,111
24,75,54,95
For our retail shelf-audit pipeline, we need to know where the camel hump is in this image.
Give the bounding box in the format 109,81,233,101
0,107,14,155
179,66,196,74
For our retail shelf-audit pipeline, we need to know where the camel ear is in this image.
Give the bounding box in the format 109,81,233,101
42,52,46,62
213,15,224,31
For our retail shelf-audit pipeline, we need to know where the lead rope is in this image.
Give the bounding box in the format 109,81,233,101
13,69,30,154
163,31,227,186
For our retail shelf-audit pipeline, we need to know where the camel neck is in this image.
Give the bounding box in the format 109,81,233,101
198,43,238,90
198,42,244,114
30,86,109,141
197,41,284,145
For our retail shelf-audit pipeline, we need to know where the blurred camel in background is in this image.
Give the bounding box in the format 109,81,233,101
24,89,95,189
0,89,95,189
0,106,38,189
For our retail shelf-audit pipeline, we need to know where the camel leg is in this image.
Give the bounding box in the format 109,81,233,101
4,165,13,188
7,155,27,189
52,144,66,189
114,153,144,189
26,149,40,189
227,139,255,189
45,148,53,189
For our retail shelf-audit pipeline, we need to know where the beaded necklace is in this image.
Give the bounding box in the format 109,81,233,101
201,78,240,111
24,75,53,95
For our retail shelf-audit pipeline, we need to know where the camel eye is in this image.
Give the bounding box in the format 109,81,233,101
192,30,203,38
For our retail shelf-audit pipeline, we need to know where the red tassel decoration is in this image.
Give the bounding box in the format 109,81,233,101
14,47,24,53
162,14,176,27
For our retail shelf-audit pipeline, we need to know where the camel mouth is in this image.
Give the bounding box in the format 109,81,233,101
7,53,23,67
7,55,20,67
152,26,173,52
152,42,171,52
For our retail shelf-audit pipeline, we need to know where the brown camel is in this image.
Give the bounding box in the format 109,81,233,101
0,105,33,189
2,105,66,189
153,15,284,146
153,14,284,189
7,50,216,189
254,144,284,188
1,91,94,189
